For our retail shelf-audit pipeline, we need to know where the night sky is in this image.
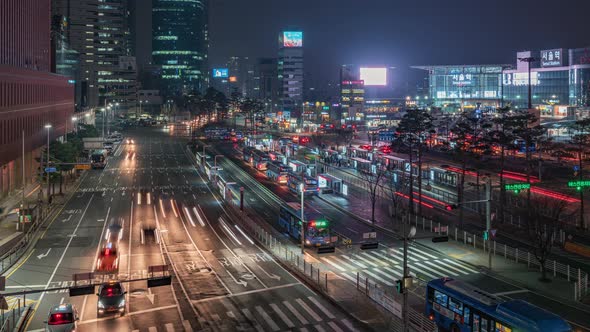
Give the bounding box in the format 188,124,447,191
139,0,590,95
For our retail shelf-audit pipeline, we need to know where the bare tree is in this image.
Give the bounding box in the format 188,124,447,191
385,168,409,229
524,196,571,281
360,166,387,224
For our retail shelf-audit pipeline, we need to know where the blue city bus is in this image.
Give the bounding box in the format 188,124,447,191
426,278,571,332
278,202,331,246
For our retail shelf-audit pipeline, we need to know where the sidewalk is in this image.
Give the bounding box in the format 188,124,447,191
318,167,590,307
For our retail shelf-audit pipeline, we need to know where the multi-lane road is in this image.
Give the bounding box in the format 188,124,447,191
209,140,590,330
3,127,364,332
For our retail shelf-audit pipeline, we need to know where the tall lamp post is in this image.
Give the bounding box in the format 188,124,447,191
300,182,305,254
44,124,52,202
517,57,536,110
72,117,78,134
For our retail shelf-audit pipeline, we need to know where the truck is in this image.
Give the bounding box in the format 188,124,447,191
91,149,107,169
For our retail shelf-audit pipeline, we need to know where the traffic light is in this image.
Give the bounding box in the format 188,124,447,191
483,231,489,241
395,280,404,294
445,204,458,211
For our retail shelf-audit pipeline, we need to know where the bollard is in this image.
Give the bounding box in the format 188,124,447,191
317,269,320,285
430,219,432,232
527,252,530,268
310,264,313,277
437,222,441,235
356,272,360,290
297,255,300,269
365,277,368,294
567,265,570,281
464,231,467,245
493,241,496,255
455,228,458,241
304,260,306,274
516,248,519,263
325,273,328,291
554,261,557,277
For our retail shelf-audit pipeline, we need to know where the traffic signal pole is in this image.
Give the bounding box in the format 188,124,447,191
486,177,492,270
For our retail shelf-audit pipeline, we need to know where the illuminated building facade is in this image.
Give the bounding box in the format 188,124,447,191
278,30,304,118
415,47,590,117
152,0,208,96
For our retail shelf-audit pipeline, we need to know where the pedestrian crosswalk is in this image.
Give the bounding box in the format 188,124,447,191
190,295,361,332
131,321,190,332
319,246,479,285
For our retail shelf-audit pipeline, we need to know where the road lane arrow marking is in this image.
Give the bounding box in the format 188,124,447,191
37,248,52,259
61,215,72,223
256,264,281,281
146,288,155,304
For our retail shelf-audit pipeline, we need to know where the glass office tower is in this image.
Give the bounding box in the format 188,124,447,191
152,0,208,96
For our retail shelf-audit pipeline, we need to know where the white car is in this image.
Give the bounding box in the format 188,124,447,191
44,303,78,332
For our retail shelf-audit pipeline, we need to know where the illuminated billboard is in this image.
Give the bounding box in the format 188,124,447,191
541,49,564,67
212,68,229,78
360,67,387,86
283,31,303,48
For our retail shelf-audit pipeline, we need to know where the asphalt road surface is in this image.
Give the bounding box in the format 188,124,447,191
3,127,365,332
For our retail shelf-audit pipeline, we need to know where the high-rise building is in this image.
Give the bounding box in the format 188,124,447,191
257,58,279,111
0,0,74,198
278,30,304,119
52,0,137,110
152,0,209,96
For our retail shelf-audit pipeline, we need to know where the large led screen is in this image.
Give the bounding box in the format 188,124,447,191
360,67,387,86
283,31,303,48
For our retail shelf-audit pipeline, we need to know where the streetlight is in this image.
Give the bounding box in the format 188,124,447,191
517,56,536,109
72,116,78,134
214,155,224,168
299,182,305,254
44,124,52,202
101,108,106,138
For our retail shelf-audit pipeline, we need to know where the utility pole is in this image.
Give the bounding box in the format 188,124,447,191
300,182,305,254
485,177,493,270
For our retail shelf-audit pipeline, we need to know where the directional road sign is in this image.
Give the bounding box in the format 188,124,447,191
45,167,57,173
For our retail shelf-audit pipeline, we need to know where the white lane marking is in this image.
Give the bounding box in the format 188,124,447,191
328,321,344,332
339,255,369,268
341,318,358,331
234,224,254,245
358,252,388,265
283,300,308,325
315,324,327,332
307,296,336,319
363,270,394,286
372,251,402,265
255,305,280,331
443,259,479,274
382,266,403,279
183,207,196,227
33,195,95,322
270,303,295,328
411,247,438,259
407,250,431,261
423,260,468,275
241,308,265,332
295,298,322,322
319,257,346,272
59,297,64,304
227,311,236,318
327,256,357,270
412,262,439,280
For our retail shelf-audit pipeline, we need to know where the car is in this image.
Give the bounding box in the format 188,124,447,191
126,138,134,144
44,303,78,332
97,281,126,317
96,245,118,272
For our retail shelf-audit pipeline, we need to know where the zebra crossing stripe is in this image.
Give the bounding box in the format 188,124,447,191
132,330,139,332
373,251,402,264
371,267,398,281
299,328,309,332
422,260,468,275
296,298,323,322
411,247,438,259
406,249,430,261
270,303,295,328
227,311,236,318
283,300,309,325
148,327,157,332
412,262,439,279
443,258,479,273
340,255,370,268
363,270,395,286
329,321,345,332
315,325,327,332
329,256,358,270
358,252,388,265
308,296,336,319
165,323,175,332
255,306,280,331
341,318,358,331
241,308,265,332
339,272,359,284
381,266,403,279
320,257,347,271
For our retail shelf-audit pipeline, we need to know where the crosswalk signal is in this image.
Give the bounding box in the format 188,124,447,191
483,231,489,241
395,280,403,294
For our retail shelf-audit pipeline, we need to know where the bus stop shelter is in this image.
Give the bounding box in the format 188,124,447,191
318,174,343,195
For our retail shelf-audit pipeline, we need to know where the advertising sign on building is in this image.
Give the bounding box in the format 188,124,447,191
212,68,229,78
541,49,564,67
283,31,303,48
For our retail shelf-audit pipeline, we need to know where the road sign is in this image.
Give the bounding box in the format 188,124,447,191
19,214,31,223
504,183,531,192
490,229,497,238
568,180,590,189
75,164,91,170
45,167,57,173
363,232,377,239
574,165,580,172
